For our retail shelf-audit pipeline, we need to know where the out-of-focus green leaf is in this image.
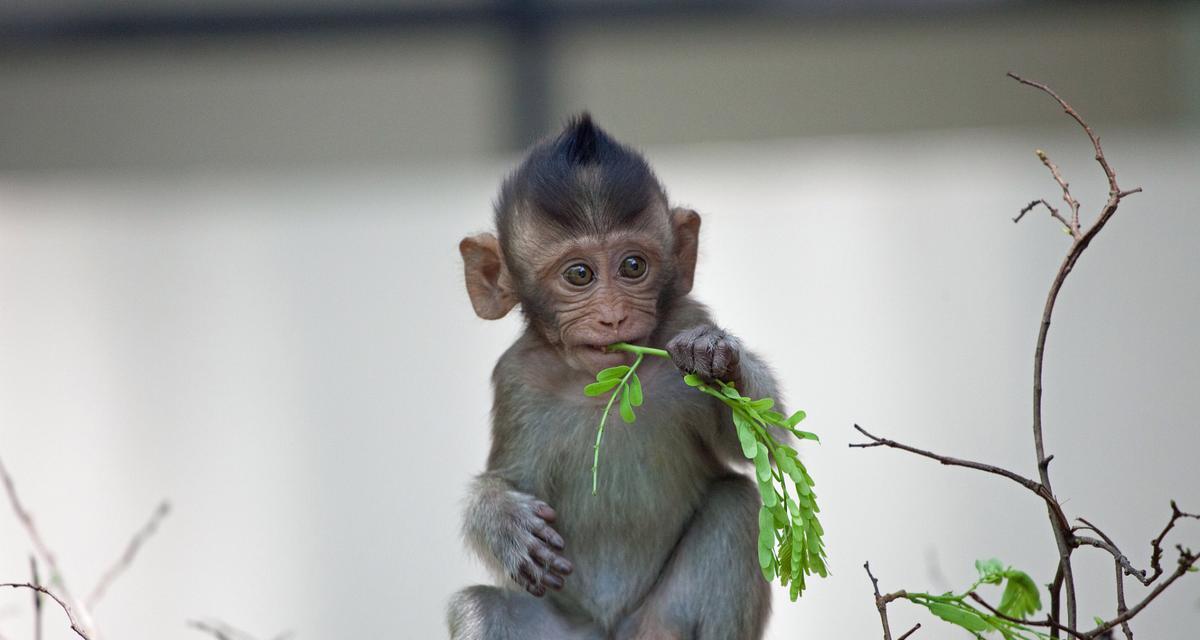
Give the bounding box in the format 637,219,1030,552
976,558,1005,584
998,570,1041,619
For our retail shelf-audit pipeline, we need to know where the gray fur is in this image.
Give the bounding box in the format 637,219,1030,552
448,298,781,639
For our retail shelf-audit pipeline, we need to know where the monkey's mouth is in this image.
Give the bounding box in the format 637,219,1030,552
574,340,643,370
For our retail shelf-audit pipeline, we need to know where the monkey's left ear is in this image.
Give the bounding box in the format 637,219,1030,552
671,208,701,295
460,233,518,320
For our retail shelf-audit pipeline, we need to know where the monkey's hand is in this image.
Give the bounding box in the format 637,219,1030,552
667,325,742,383
476,491,573,597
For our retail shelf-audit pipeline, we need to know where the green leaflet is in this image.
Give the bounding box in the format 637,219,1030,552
998,570,1041,620
732,410,759,459
597,365,631,381
619,389,636,423
584,378,620,396
976,558,1005,582
754,445,772,482
759,480,778,507
627,374,643,407
926,602,991,632
750,397,774,412
898,559,1051,640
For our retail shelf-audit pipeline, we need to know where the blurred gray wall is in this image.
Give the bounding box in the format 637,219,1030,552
1,2,1198,171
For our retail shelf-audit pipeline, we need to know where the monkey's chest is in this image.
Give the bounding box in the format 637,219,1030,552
536,398,715,516
526,399,720,623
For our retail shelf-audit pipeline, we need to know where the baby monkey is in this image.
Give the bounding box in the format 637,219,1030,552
450,115,783,639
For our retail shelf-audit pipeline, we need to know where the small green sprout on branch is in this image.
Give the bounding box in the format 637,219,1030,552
877,559,1050,640
583,342,827,601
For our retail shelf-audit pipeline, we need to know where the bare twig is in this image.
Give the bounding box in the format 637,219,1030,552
0,584,89,640
864,562,909,640
1147,501,1200,583
896,623,921,640
858,75,1187,640
850,425,1040,492
1049,561,1063,639
849,424,1072,532
1006,71,1144,632
1071,501,1198,594
1014,198,1074,235
1032,149,1083,237
0,458,96,636
1085,548,1199,638
86,501,170,609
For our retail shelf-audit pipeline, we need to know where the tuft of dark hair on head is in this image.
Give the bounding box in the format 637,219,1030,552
562,113,600,165
495,113,666,251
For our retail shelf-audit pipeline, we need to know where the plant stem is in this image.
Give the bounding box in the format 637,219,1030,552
591,353,645,495
607,342,670,359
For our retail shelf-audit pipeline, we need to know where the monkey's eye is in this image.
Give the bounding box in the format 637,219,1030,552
618,255,648,279
563,263,595,286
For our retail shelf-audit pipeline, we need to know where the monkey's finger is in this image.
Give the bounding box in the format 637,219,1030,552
691,333,719,380
667,336,694,373
711,338,740,380
533,523,565,550
530,543,574,576
517,563,547,597
532,502,557,523
541,572,565,590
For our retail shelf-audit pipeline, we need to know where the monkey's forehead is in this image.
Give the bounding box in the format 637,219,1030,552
506,225,671,273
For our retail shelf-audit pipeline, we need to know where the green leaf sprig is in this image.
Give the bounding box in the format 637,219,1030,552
583,341,826,601
902,559,1048,639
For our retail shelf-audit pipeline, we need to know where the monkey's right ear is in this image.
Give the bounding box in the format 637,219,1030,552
460,233,517,320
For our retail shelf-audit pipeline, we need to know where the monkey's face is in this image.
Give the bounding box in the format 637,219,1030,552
460,209,701,375
531,232,665,372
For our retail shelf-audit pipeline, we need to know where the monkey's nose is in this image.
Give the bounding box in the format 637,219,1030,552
598,313,628,331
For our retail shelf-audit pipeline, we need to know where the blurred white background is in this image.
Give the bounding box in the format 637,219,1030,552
2,2,1199,639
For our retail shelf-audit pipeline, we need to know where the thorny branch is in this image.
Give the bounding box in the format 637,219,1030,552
856,74,1193,640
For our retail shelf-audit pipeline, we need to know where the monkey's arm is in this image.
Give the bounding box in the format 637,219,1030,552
464,346,575,598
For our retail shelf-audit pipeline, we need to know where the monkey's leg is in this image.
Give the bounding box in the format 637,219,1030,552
448,585,603,640
617,475,771,640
